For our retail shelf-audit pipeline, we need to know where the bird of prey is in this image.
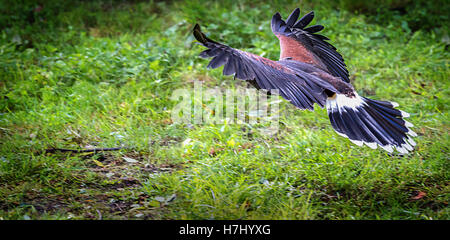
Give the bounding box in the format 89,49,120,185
193,8,417,153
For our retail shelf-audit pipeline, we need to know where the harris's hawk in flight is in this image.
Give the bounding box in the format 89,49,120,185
193,8,417,154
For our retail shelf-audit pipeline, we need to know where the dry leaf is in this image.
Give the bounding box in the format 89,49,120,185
92,159,105,167
122,157,138,163
411,191,426,200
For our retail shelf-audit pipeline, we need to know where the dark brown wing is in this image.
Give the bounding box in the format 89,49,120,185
193,24,338,110
271,8,350,83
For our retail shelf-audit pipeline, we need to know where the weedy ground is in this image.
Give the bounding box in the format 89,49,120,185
0,0,448,219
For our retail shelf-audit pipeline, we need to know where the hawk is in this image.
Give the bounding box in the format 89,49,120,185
193,8,417,153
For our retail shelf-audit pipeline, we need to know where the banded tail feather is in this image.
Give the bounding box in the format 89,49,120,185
326,93,417,154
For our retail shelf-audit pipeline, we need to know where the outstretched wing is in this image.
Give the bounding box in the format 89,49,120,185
193,24,338,110
271,8,350,83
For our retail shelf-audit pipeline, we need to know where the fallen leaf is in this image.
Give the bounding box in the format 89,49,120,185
411,191,426,200
92,159,105,167
122,157,138,163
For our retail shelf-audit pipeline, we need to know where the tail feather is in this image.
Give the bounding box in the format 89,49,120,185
326,93,416,154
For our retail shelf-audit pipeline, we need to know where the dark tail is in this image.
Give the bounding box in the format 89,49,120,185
326,93,417,154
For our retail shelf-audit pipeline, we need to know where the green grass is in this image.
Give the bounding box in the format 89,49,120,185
0,0,448,219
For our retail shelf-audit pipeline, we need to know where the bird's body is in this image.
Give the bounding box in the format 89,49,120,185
193,8,417,154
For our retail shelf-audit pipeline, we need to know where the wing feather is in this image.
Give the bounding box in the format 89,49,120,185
272,8,350,83
193,24,338,110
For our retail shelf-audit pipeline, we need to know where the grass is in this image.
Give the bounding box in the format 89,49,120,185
0,0,448,220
